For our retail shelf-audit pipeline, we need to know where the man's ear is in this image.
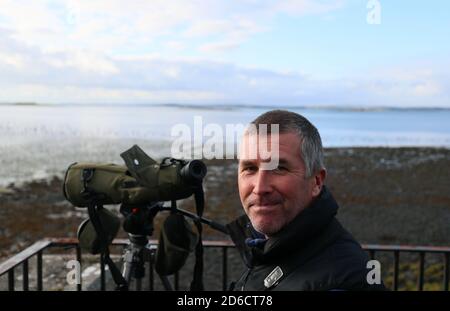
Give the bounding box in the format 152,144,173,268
311,168,327,197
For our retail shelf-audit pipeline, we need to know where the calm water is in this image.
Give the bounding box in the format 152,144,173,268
1,104,450,186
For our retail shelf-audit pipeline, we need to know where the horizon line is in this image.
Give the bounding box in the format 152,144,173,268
1,101,450,111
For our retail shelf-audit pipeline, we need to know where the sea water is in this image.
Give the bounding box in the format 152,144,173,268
1,104,449,186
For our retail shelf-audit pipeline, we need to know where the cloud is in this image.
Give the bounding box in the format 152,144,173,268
0,34,312,103
0,51,26,68
165,41,185,51
354,64,450,106
184,17,265,52
274,0,346,16
0,83,225,104
1,30,449,107
199,41,241,53
412,81,441,97
0,1,448,107
0,0,344,55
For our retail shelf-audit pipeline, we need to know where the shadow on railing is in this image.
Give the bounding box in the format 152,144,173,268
0,238,449,291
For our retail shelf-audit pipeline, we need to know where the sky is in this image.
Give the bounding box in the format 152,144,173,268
0,0,449,107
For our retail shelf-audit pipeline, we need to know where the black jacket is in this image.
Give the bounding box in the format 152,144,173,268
227,186,385,291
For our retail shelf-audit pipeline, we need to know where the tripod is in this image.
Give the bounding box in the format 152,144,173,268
117,202,228,291
121,234,173,291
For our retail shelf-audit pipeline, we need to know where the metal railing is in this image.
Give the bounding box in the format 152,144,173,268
1,238,449,291
367,244,450,291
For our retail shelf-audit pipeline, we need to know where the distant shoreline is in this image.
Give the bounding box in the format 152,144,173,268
1,101,450,111
0,102,38,106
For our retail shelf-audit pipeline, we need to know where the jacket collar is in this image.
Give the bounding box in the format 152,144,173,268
227,185,339,266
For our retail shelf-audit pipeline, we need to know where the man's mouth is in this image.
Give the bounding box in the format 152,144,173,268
250,203,281,212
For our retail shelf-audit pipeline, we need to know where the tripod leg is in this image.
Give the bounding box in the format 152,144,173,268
134,263,145,291
136,278,142,291
122,252,134,285
158,274,174,291
147,245,173,291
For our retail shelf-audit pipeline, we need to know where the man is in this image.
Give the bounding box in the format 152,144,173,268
227,110,385,291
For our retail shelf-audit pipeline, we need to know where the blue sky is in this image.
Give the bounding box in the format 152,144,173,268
0,0,449,107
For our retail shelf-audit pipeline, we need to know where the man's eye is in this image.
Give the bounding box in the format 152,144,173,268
242,166,257,173
275,166,287,172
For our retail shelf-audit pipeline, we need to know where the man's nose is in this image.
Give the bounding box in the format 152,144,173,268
252,170,273,195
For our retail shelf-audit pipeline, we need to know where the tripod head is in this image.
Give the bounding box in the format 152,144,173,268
120,202,162,236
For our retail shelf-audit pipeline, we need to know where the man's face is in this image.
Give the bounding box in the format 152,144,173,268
238,132,317,236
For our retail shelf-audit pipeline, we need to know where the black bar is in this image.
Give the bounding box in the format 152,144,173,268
393,251,399,291
8,269,14,291
222,247,228,291
444,253,449,291
418,252,425,291
369,250,375,260
76,246,82,291
37,251,43,291
174,272,179,291
22,259,29,291
100,255,106,291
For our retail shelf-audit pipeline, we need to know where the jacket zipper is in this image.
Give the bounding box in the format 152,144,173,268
240,267,253,291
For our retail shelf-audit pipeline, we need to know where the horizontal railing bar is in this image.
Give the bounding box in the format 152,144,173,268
362,244,450,253
0,240,52,276
110,239,236,248
46,238,450,252
45,238,237,248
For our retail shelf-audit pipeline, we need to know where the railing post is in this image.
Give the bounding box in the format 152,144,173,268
149,246,155,291
444,253,449,291
37,251,43,291
100,255,106,291
418,252,425,291
76,246,82,291
22,259,29,291
222,247,228,291
8,269,14,291
393,251,399,291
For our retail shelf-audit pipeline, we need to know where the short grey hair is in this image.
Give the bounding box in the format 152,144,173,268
250,109,325,177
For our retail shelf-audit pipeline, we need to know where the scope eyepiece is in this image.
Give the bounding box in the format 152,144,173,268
180,160,207,183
